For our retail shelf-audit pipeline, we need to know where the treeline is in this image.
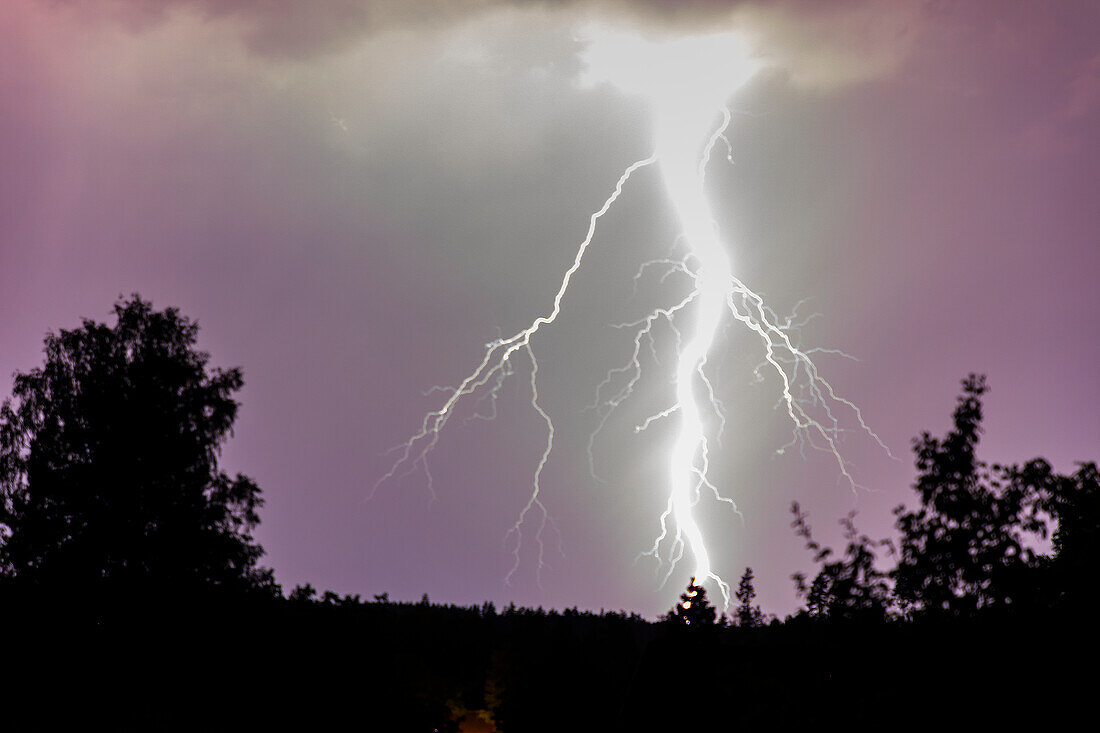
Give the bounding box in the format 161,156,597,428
1,296,1096,730
3,580,1090,730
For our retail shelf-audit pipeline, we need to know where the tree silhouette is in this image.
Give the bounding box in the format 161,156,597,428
0,295,274,594
734,567,764,627
891,374,1048,617
666,577,716,627
790,504,891,622
1031,459,1100,612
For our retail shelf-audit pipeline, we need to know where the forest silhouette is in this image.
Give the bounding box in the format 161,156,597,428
1,296,1094,730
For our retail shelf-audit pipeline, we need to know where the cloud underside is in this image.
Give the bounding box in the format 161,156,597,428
68,0,929,89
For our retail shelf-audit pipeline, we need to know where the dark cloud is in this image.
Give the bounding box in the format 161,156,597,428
52,0,929,88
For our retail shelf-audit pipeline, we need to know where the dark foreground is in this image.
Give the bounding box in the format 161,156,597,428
2,591,1093,731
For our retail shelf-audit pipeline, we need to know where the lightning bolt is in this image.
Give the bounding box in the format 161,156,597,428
374,154,655,585
377,27,891,606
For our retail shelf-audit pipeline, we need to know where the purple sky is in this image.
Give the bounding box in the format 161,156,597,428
2,0,1098,618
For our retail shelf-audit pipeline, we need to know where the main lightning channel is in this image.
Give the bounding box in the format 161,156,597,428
656,105,736,603
378,28,892,607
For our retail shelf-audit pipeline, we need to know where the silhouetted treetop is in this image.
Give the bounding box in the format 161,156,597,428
1028,458,1099,611
892,374,1050,617
666,577,717,627
0,295,274,593
788,374,1098,623
735,567,764,628
790,503,891,622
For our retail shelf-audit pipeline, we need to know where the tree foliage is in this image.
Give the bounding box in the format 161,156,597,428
0,295,273,593
891,374,1049,617
734,567,764,627
665,577,716,627
792,373,1096,621
790,504,891,622
1032,458,1099,612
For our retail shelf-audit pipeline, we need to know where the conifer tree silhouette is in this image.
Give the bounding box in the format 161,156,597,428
667,577,716,627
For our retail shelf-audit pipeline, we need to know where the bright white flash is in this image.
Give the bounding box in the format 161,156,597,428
378,26,890,606
582,27,758,603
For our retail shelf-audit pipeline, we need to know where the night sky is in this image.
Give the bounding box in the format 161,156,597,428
2,0,1098,619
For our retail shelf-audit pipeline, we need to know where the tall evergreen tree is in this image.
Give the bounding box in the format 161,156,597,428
735,567,764,627
667,577,717,627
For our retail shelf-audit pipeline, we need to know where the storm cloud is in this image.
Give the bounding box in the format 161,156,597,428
52,0,931,89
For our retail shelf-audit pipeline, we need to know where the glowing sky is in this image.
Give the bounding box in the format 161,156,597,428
2,0,1098,618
